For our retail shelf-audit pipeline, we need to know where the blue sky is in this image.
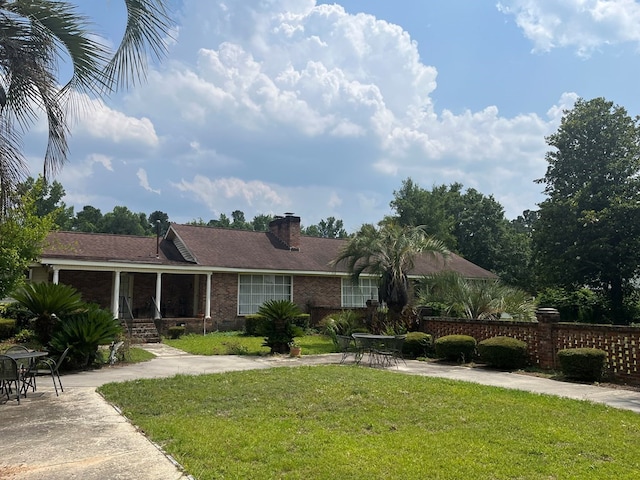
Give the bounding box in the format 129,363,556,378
24,0,640,232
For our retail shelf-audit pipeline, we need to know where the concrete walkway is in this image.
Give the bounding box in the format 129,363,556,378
2,345,639,480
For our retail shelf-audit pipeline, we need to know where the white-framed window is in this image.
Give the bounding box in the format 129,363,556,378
238,274,293,315
341,277,378,307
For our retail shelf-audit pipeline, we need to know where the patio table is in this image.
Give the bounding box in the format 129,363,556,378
352,334,402,367
4,351,49,398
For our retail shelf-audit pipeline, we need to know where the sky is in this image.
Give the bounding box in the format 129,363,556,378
23,0,640,233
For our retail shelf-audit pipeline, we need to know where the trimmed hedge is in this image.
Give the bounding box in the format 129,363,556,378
478,336,528,370
245,313,309,337
557,347,607,382
167,326,186,339
244,315,265,336
402,332,432,358
434,334,477,362
0,318,16,340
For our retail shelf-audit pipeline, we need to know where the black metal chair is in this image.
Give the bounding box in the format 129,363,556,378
5,345,36,396
373,335,407,368
30,347,70,396
0,355,21,403
336,335,362,364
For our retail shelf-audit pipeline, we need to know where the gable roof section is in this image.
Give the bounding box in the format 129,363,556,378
40,224,497,279
42,231,181,265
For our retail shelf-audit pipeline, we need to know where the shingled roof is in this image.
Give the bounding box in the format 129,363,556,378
41,223,496,279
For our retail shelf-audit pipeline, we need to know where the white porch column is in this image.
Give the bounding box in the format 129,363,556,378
52,267,60,284
155,272,162,319
111,270,121,318
204,272,212,335
205,272,212,319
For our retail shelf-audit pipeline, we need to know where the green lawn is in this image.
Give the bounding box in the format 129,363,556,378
98,365,640,480
164,332,336,356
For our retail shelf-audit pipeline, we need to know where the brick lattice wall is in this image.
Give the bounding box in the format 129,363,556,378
421,314,640,385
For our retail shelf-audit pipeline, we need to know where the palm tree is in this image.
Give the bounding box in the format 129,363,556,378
0,0,172,215
332,222,449,328
418,271,536,321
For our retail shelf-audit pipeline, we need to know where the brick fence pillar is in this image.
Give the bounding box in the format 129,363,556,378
536,307,560,369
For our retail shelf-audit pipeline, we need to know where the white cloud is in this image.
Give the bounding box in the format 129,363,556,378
497,0,640,56
137,168,161,194
173,175,286,215
73,95,160,147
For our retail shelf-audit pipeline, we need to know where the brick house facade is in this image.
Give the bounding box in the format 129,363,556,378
31,215,495,335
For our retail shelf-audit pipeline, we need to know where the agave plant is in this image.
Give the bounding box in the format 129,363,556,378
12,282,85,344
256,299,304,354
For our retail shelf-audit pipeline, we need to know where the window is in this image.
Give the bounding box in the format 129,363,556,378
238,274,292,315
341,277,378,307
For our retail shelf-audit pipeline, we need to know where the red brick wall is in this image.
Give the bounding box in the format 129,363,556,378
59,271,112,308
421,315,640,385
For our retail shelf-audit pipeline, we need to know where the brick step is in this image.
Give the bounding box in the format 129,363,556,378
125,320,161,343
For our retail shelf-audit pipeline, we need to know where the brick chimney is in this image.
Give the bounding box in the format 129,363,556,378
269,213,301,251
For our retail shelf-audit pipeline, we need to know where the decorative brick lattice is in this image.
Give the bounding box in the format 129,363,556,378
422,317,640,385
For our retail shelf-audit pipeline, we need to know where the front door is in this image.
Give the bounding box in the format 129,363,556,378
119,273,134,320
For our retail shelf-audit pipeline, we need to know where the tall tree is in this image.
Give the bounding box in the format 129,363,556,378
534,97,640,323
0,188,54,299
303,216,348,238
251,213,273,231
100,206,148,235
390,178,457,248
73,205,103,232
149,210,170,235
16,176,74,229
332,221,449,326
0,0,172,215
390,178,532,289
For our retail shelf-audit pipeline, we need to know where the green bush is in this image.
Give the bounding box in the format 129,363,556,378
557,348,607,382
0,318,16,340
256,300,305,354
293,313,310,331
434,334,477,362
244,314,265,336
49,304,123,369
478,336,528,370
167,326,186,339
1,302,32,329
319,310,365,346
13,328,35,344
402,332,432,358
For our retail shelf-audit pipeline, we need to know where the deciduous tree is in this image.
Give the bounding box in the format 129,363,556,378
534,97,640,323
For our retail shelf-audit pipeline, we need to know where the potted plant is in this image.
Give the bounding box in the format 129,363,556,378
289,341,302,357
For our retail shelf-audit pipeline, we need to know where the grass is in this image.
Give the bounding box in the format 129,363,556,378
98,365,640,480
164,332,336,356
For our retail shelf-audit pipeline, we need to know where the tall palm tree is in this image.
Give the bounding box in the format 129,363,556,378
0,0,172,215
332,222,449,326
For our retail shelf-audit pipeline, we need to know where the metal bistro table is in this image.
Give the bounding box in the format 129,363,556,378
352,333,405,368
4,350,49,398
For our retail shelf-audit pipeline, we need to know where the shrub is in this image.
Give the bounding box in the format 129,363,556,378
13,328,35,344
167,326,186,339
0,318,16,340
434,334,477,362
402,332,432,358
478,336,528,370
49,304,123,369
319,310,365,346
256,300,305,354
292,313,311,331
557,348,607,382
244,314,265,336
1,302,32,329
